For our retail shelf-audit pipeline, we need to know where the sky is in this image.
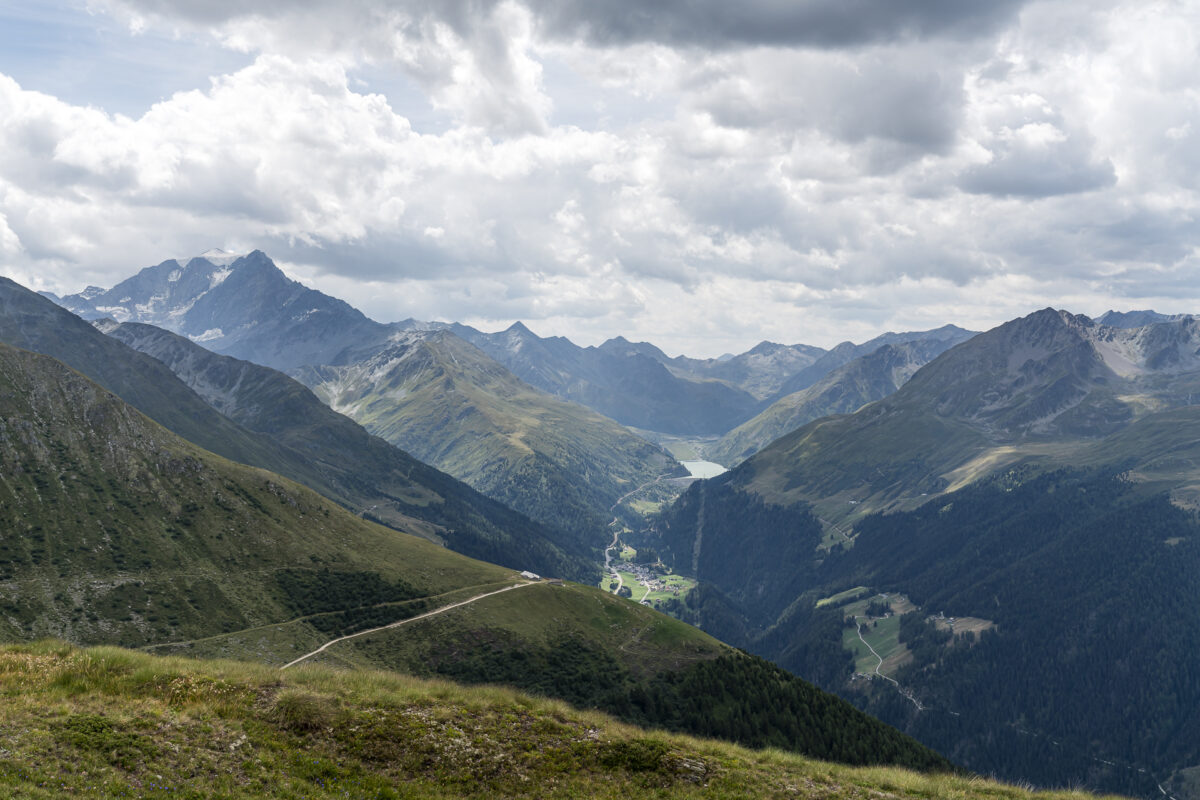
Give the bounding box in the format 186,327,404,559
0,1,1197,356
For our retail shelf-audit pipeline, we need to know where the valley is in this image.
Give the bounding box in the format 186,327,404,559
4,5,1189,797
0,330,949,777
11,252,1200,800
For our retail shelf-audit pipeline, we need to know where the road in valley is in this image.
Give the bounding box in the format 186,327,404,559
855,618,923,710
603,467,713,605
603,475,671,597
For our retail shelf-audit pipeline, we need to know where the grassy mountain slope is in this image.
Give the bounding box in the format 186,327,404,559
104,321,595,582
0,342,948,772
0,341,511,647
1,643,1066,799
296,330,684,552
735,309,1178,522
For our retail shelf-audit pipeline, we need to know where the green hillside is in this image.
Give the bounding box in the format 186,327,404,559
642,310,1200,796
2,642,1099,800
297,330,684,553
2,276,592,582
104,321,596,582
0,341,510,647
0,277,308,484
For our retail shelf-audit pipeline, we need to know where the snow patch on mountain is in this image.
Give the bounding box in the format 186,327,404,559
209,268,232,288
198,248,243,267
93,305,132,321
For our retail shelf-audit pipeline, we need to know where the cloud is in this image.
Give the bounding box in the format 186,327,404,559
959,122,1116,197
92,0,554,136
101,0,1030,50
0,0,1198,357
93,0,1022,138
532,0,1027,49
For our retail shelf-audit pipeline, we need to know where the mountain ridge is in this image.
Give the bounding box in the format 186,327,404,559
102,319,598,581
641,307,1200,797
55,251,392,371
295,328,685,551
709,333,978,466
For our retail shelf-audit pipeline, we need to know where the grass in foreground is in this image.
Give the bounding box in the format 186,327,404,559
0,642,1122,800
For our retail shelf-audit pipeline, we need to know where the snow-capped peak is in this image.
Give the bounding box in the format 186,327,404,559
195,248,244,267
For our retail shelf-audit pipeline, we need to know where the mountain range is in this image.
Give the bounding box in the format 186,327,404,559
294,328,683,549
54,250,973,448
45,250,985,547
642,307,1200,797
1,277,596,582
0,290,950,777
709,331,976,466
424,321,766,435
48,249,391,370
27,248,1200,799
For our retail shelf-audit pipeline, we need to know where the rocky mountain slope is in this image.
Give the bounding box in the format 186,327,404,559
709,335,975,466
430,321,764,435
55,250,391,370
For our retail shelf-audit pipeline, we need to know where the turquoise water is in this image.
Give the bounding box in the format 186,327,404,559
679,460,727,478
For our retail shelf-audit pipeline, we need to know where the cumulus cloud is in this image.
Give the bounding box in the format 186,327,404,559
959,122,1116,197
0,0,1198,354
92,0,554,135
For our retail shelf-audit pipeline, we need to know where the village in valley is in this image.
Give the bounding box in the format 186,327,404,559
604,544,697,607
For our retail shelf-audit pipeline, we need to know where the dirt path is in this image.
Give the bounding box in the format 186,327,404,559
141,582,514,652
604,526,624,593
855,620,896,683
819,516,854,543
856,619,923,711
279,582,535,670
